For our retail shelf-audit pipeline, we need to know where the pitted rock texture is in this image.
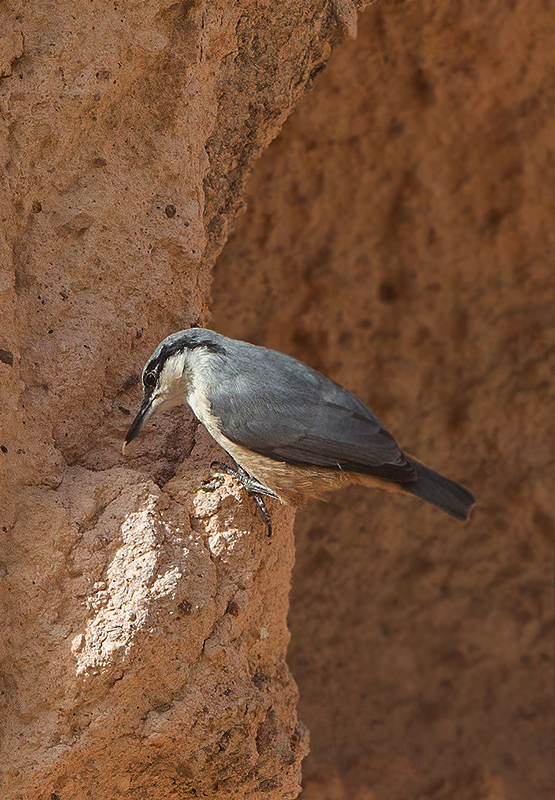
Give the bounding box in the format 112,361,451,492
1,460,305,798
211,2,555,799
0,1,362,798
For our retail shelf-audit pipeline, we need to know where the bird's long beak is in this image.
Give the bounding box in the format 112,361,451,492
122,397,156,455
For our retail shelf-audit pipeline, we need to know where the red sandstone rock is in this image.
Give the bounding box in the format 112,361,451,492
2,0,554,798
0,1,350,797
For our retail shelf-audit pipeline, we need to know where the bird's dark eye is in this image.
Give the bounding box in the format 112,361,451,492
143,372,157,389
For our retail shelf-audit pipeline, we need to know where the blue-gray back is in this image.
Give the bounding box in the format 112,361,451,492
205,336,415,483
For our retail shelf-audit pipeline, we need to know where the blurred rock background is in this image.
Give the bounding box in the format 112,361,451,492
211,2,555,798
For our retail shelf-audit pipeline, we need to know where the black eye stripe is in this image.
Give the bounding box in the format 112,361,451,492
140,331,226,395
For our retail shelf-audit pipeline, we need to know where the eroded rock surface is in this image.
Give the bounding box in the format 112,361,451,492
0,1,359,797
2,454,304,798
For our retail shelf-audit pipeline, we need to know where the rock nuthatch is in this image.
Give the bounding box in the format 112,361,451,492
123,328,475,531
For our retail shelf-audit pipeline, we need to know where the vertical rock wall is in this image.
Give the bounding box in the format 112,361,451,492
0,1,360,797
212,2,555,799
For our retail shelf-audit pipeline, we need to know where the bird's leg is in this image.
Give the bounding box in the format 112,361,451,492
209,462,278,498
249,492,274,537
209,461,277,536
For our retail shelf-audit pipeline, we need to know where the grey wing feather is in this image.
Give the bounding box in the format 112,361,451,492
207,344,416,483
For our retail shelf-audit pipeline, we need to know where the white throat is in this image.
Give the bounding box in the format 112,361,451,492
155,348,224,444
155,352,191,410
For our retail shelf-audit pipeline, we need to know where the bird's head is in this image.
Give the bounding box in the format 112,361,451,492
122,328,226,453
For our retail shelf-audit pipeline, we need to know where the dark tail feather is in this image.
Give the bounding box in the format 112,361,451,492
404,458,475,521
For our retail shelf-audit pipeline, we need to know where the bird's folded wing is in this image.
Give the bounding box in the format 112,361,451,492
209,366,416,483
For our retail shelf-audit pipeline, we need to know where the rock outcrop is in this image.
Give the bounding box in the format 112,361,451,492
0,1,361,797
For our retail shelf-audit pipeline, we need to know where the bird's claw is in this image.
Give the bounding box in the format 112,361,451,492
201,474,225,492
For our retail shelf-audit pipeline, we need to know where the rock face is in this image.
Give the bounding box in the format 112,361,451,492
2,1,553,798
0,1,357,797
211,2,555,800
1,460,303,799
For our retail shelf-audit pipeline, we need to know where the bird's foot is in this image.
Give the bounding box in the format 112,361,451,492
209,461,277,536
200,473,225,492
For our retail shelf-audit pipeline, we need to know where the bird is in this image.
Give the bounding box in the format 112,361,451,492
123,328,475,532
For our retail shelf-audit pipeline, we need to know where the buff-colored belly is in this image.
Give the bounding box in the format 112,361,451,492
219,438,409,507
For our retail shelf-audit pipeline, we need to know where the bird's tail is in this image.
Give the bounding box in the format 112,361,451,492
403,458,475,521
